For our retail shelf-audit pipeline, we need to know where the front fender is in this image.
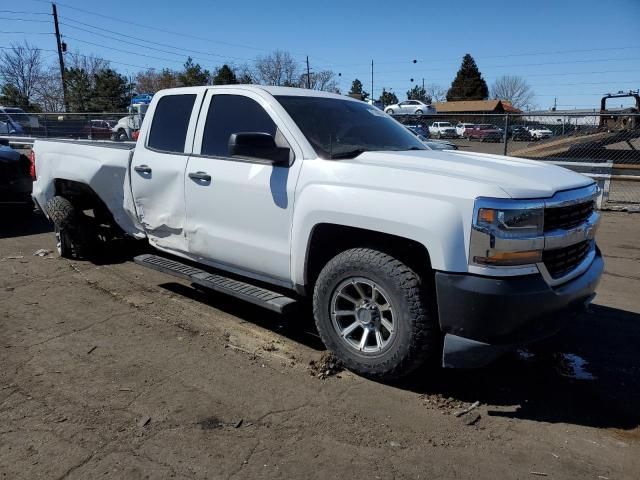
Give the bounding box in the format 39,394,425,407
291,184,471,287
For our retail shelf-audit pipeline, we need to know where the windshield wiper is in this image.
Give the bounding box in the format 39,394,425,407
330,148,366,159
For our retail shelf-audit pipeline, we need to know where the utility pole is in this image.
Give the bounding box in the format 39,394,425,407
306,56,311,89
371,60,374,102
422,78,425,90
52,3,69,112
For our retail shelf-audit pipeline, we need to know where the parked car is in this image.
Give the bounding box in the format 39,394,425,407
509,125,533,142
32,85,603,380
429,121,457,139
0,141,33,210
528,125,553,140
385,100,435,116
456,123,475,138
406,126,457,149
0,110,25,136
0,106,39,132
424,139,458,150
405,124,430,138
467,124,503,142
82,120,117,140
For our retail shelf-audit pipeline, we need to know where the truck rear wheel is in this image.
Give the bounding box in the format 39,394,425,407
46,196,94,259
312,248,439,380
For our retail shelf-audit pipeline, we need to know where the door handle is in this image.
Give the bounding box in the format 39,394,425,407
188,171,212,182
134,164,152,174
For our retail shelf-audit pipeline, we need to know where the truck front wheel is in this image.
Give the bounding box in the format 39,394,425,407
313,248,439,380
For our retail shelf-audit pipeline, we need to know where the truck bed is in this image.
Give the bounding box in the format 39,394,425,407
31,139,145,238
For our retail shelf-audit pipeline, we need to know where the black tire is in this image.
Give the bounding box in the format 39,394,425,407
385,109,394,115
415,109,423,115
117,130,128,141
312,248,439,380
46,196,94,258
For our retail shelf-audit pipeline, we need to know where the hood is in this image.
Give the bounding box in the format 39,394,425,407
348,149,593,199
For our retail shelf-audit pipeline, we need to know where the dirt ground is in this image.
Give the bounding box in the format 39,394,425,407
1,210,639,479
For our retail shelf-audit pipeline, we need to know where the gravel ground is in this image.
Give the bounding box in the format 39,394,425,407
1,209,639,479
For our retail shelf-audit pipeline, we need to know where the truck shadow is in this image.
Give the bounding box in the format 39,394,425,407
156,282,640,431
401,304,640,430
0,206,52,239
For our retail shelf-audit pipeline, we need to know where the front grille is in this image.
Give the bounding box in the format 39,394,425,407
544,200,594,232
542,241,591,279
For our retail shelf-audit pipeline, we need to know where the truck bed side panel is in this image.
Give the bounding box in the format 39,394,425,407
31,139,146,238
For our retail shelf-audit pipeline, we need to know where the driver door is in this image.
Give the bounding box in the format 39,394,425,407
184,89,303,285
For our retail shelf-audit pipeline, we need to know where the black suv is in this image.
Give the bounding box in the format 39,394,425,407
0,141,33,210
509,125,533,141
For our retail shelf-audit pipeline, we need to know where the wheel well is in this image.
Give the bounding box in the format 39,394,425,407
53,179,117,227
304,223,433,292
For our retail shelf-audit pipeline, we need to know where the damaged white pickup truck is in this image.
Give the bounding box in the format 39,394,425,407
31,85,603,380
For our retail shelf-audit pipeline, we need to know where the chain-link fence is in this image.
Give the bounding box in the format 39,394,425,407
394,112,640,210
2,110,639,210
0,112,132,141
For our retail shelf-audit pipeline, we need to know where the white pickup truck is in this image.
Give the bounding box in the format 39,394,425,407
31,85,603,380
428,121,458,139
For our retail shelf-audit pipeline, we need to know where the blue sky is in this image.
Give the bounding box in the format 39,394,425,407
3,0,640,110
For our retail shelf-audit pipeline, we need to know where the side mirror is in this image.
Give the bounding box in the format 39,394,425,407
228,132,290,165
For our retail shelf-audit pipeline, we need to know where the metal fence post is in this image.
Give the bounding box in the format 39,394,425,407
503,113,509,156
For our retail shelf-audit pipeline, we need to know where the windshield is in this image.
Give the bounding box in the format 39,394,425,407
4,108,26,114
276,95,426,159
436,122,452,127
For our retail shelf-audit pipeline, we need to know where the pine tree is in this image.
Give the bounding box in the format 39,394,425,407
349,78,369,100
446,54,489,101
178,57,210,87
406,85,431,104
91,69,129,111
379,88,398,106
212,65,238,85
65,68,92,112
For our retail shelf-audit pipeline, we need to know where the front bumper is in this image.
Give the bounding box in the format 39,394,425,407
435,248,604,368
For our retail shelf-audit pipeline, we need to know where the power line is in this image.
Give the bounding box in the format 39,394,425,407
0,45,159,71
0,31,53,35
0,16,51,23
63,36,194,65
0,10,50,15
29,0,279,53
58,19,256,63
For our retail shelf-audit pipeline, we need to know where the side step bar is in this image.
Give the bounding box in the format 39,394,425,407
134,254,297,313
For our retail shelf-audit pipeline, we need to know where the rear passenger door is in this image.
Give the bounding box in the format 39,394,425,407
184,89,302,285
130,91,203,254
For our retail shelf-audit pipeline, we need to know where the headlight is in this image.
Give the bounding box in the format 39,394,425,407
470,198,544,267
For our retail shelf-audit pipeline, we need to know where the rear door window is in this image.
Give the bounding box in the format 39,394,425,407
148,94,196,153
201,94,277,157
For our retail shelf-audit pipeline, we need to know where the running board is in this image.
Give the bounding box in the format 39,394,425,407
134,254,297,313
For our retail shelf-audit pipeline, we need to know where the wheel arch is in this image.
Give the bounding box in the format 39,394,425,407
298,223,434,295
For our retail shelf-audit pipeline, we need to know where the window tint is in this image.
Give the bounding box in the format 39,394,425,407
201,95,277,157
147,94,196,153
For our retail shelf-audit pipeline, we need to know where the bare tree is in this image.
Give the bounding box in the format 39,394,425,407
135,68,179,93
305,70,339,92
425,84,447,103
33,67,64,111
254,50,300,86
0,42,44,107
490,75,535,110
65,52,111,79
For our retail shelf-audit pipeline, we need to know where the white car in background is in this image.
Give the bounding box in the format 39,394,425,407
385,100,435,116
528,126,553,140
428,121,458,139
455,123,475,138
